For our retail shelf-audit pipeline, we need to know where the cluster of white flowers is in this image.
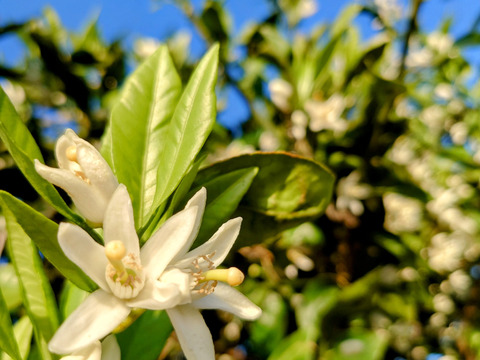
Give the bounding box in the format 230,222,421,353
35,129,261,360
383,192,422,234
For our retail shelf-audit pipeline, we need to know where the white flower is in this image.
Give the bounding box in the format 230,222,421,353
151,199,262,359
49,185,261,359
49,184,201,354
35,129,119,224
60,335,120,360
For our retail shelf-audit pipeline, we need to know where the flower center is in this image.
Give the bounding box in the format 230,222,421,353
105,241,145,299
66,145,90,183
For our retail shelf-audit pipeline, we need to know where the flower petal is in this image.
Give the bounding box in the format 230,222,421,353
166,305,215,360
59,341,101,360
141,206,200,279
175,217,242,270
193,282,262,320
171,187,207,261
49,290,130,354
101,335,121,360
35,160,107,224
103,185,139,256
55,128,78,170
125,278,180,310
76,143,118,199
58,223,109,292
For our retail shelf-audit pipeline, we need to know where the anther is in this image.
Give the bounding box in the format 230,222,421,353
202,267,245,286
66,146,77,162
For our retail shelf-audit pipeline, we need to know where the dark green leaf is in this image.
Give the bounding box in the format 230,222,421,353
194,152,335,244
191,167,258,246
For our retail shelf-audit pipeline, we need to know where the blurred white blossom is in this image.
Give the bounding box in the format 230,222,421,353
134,37,160,59
383,193,422,234
305,94,347,133
336,171,371,216
269,78,293,112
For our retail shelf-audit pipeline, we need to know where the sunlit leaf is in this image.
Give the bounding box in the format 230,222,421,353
151,44,219,217
111,45,182,228
0,316,32,360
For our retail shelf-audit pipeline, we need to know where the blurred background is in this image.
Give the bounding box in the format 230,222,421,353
2,0,480,359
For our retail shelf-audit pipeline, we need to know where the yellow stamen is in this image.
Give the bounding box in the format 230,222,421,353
66,145,77,162
202,267,245,286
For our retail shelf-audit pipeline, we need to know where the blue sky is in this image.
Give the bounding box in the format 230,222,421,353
1,0,479,134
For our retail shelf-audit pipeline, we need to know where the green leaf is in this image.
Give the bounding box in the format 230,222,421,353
268,329,316,360
111,45,182,228
0,191,96,292
250,291,288,357
323,330,388,360
1,316,33,360
0,264,22,311
4,205,59,341
59,281,89,321
151,44,219,216
194,152,335,244
0,86,75,219
116,310,172,360
191,167,258,246
0,288,21,360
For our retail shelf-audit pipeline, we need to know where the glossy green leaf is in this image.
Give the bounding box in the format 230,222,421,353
191,167,258,246
194,152,335,244
1,316,32,360
0,288,20,360
116,310,172,360
151,44,219,215
0,86,75,219
111,45,182,227
4,205,59,341
0,264,21,311
0,191,96,292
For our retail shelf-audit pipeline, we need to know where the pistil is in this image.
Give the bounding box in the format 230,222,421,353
66,146,77,162
201,267,245,286
105,241,129,283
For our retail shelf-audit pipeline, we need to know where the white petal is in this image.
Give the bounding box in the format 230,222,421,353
171,187,207,260
193,282,262,320
35,160,107,224
58,223,110,292
140,206,200,279
48,290,130,354
55,129,78,170
101,335,121,360
76,143,118,198
103,185,139,256
175,217,242,270
125,278,180,310
59,341,101,360
167,305,215,360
